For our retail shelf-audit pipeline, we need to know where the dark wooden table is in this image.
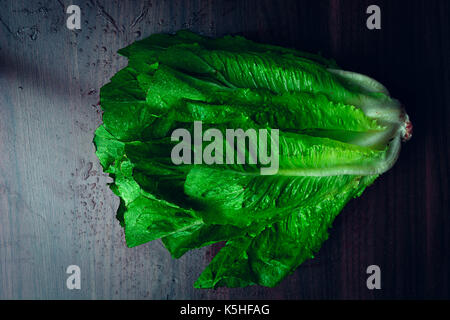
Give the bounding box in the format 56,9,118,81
0,0,448,299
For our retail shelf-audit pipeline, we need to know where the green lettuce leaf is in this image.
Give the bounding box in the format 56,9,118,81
93,31,411,288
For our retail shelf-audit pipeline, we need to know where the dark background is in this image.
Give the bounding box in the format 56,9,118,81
0,0,448,299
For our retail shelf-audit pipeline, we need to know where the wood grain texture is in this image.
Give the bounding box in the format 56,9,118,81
0,0,448,299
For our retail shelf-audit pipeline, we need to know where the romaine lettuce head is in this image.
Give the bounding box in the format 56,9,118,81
94,31,412,288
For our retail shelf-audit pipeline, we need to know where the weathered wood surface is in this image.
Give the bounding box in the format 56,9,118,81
0,0,448,299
